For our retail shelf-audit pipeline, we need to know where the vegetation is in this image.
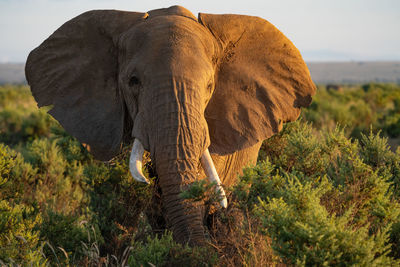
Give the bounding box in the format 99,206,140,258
302,83,400,141
235,123,400,266
1,83,400,266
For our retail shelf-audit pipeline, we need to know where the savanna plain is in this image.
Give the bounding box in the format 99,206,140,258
1,82,400,266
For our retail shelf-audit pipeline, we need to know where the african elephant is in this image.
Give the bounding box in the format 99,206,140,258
25,5,316,245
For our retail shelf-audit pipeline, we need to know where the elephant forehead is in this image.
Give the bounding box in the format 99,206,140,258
119,16,217,81
122,15,216,55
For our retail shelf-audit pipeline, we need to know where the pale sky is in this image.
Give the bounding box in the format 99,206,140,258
0,0,399,62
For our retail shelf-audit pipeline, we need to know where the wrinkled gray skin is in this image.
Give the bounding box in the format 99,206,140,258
25,6,316,245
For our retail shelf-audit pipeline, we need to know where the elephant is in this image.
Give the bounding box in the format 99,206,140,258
25,5,316,245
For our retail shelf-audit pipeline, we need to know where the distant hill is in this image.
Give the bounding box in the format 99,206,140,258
307,61,400,84
0,63,25,84
1,62,400,85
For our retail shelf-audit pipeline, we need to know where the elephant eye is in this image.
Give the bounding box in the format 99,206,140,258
129,76,141,87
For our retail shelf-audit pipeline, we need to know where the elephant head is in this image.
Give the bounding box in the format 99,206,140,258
25,6,316,245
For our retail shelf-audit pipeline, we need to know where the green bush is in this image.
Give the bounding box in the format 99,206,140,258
257,176,395,266
359,131,400,196
0,200,45,265
0,143,46,265
85,148,153,254
0,86,56,145
128,231,217,267
236,121,400,265
0,144,18,200
39,210,101,264
302,83,400,140
15,138,87,214
0,85,33,107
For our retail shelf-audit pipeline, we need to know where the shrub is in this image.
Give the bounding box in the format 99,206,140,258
19,138,87,213
302,83,400,140
237,121,400,265
257,176,396,266
359,130,400,197
85,147,153,254
128,231,217,267
39,209,101,264
0,200,45,265
0,143,45,264
0,85,56,145
0,144,18,200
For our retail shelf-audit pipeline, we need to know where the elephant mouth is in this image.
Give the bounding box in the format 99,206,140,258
129,138,227,208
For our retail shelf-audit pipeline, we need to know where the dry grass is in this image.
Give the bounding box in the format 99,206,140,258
207,204,285,267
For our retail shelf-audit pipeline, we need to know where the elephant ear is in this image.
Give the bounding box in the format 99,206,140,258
199,13,317,155
26,10,147,160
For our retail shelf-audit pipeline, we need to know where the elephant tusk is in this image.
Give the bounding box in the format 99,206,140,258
129,139,150,184
201,149,228,208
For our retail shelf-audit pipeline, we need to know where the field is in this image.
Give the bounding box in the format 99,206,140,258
1,83,400,266
2,62,400,85
0,64,26,85
307,62,400,84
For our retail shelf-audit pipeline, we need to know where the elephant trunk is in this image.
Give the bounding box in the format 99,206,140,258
150,81,209,245
156,158,206,244
154,119,207,244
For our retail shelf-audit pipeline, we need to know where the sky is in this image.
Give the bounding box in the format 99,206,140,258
0,0,399,63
